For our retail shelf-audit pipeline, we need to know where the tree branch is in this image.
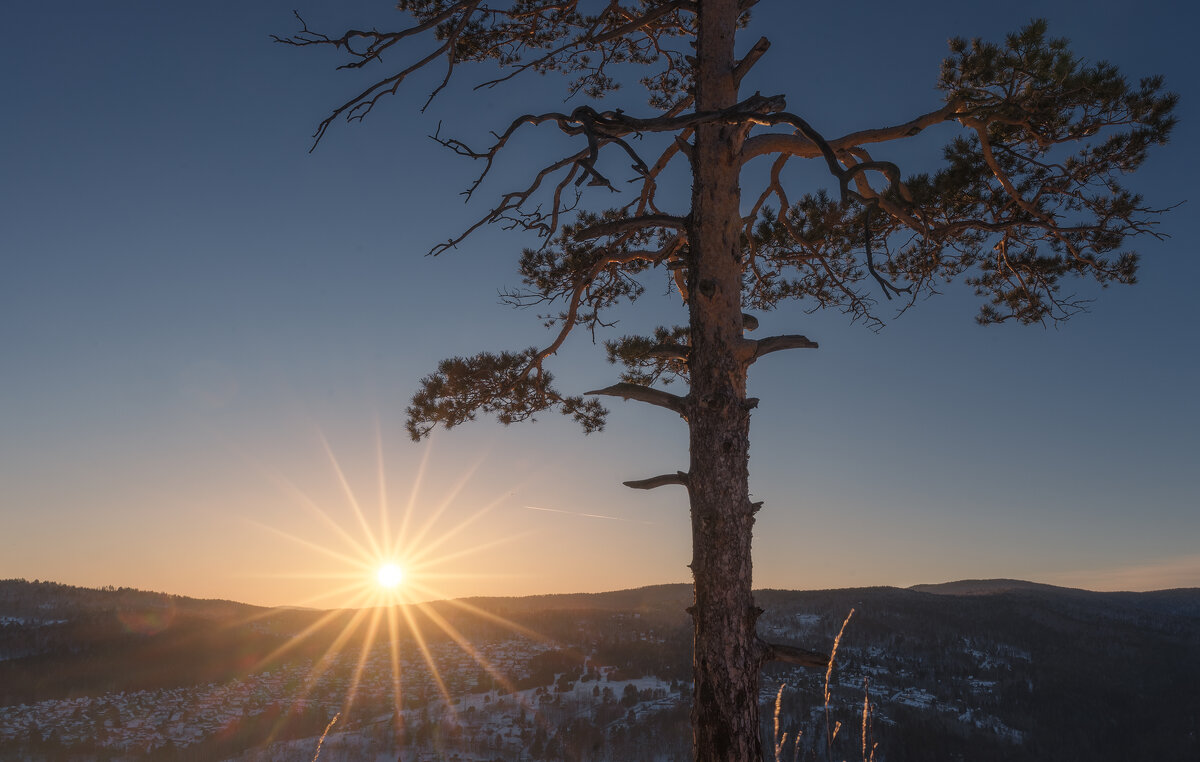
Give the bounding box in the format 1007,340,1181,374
577,214,688,240
591,0,692,44
733,37,771,83
742,101,961,163
623,471,690,490
585,382,688,417
753,335,819,359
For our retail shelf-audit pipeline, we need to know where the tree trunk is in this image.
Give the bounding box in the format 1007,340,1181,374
688,1,762,760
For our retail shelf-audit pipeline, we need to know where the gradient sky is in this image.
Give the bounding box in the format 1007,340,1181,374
2,1,1197,608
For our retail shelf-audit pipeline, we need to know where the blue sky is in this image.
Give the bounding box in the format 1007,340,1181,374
2,1,1197,607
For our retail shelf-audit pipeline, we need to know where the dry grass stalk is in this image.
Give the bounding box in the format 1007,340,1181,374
861,677,870,762
774,683,788,762
823,608,855,760
824,609,855,705
311,712,340,762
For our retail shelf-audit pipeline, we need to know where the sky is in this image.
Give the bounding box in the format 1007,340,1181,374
2,1,1197,609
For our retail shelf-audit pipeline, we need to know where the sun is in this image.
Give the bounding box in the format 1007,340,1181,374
247,431,552,738
376,562,405,590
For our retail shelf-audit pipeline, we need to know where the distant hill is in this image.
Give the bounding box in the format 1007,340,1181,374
0,578,265,622
0,579,357,704
8,575,1196,619
909,577,1200,621
2,577,1199,761
452,582,694,615
909,578,1070,596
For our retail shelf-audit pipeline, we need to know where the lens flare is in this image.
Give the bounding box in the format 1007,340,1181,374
238,426,558,747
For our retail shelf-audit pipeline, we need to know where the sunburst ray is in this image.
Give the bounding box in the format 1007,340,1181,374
241,430,566,750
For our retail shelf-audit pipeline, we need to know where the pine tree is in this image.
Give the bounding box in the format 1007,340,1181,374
278,4,1174,759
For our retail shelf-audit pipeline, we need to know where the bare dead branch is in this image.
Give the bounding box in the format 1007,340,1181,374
753,335,819,360
276,5,483,149
425,89,791,252
734,37,771,82
430,149,589,255
584,382,688,417
623,471,690,490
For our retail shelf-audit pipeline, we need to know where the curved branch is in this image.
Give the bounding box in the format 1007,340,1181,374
860,203,911,300
752,335,819,360
430,149,589,254
585,382,688,417
754,112,911,210
742,101,960,163
427,91,788,251
623,472,690,490
431,112,584,199
577,214,688,240
278,5,482,149
965,118,1055,227
841,146,925,233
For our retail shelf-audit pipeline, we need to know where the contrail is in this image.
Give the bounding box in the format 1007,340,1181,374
525,505,656,525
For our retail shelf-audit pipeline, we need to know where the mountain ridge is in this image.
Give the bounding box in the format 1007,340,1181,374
5,576,1199,617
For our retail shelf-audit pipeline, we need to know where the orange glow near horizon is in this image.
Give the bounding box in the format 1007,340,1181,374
235,426,557,737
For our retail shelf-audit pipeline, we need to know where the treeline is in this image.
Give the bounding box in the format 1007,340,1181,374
0,611,317,704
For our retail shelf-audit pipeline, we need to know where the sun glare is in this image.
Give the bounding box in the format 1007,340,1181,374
376,562,405,589
246,430,548,735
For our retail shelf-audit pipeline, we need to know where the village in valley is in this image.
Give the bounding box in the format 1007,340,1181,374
1,631,690,760
0,580,1103,761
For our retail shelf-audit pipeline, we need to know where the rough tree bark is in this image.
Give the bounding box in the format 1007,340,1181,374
687,1,763,758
